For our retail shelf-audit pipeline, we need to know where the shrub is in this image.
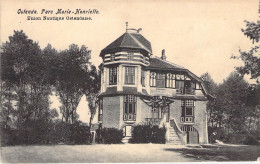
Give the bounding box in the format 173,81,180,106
129,124,166,144
70,121,90,144
96,128,123,144
0,120,90,146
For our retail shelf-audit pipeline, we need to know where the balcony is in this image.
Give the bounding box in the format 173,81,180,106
176,88,195,95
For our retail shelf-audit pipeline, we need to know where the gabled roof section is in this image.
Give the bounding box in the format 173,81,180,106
148,57,213,98
100,32,152,56
148,57,185,70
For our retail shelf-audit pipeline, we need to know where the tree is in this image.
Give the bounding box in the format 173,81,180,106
232,20,260,83
84,65,100,133
0,30,55,127
200,72,218,127
53,44,91,123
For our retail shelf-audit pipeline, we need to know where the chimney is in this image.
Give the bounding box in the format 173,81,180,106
161,49,166,60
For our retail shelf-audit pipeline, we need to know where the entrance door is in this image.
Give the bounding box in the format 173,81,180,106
181,126,199,144
124,125,132,137
188,131,199,144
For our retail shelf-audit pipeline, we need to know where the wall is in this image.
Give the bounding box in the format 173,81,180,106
194,101,208,144
102,96,121,129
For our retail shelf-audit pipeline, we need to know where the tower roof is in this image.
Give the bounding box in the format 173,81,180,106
100,32,152,57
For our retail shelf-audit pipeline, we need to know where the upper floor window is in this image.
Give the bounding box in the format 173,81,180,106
156,73,166,88
111,53,115,61
109,67,117,85
125,66,135,84
150,72,156,87
123,95,136,121
127,53,134,60
176,81,185,89
181,100,195,123
166,73,175,88
141,70,145,87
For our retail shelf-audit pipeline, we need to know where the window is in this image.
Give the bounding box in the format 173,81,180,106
127,53,133,60
111,53,115,61
156,73,165,88
98,98,103,122
125,66,135,84
150,72,156,87
176,81,185,89
109,67,117,85
195,82,202,90
166,73,175,88
184,81,195,94
123,95,136,121
141,70,145,87
181,100,195,123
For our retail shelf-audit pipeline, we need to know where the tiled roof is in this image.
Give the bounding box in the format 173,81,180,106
147,57,185,70
99,86,150,97
100,32,152,56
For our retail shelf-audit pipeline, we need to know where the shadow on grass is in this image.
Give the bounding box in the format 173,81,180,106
164,144,260,161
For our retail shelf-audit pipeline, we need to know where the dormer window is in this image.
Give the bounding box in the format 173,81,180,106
111,53,115,61
127,53,133,60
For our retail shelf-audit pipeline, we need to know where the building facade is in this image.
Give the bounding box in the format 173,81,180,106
98,28,212,144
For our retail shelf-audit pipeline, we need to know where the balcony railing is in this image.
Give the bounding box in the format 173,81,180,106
176,88,195,95
180,116,194,123
123,114,136,121
145,118,162,125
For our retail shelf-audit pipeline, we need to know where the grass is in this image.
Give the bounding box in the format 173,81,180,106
164,144,260,161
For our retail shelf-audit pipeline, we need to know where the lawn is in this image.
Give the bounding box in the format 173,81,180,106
165,144,260,161
1,143,259,162
1,144,195,163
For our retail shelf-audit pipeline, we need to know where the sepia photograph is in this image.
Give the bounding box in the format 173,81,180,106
1,0,260,163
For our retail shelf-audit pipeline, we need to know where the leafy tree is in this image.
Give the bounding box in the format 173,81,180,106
0,30,55,127
200,72,218,127
84,65,100,135
53,44,91,123
232,20,260,83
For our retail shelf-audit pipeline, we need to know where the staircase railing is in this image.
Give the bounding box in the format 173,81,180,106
170,118,187,144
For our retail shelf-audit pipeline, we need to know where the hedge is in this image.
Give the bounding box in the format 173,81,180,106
0,120,90,146
96,128,123,144
129,124,166,144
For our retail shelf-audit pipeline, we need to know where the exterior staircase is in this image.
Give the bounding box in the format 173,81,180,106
167,126,183,145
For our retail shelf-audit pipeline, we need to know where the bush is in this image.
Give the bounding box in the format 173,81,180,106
96,128,123,144
0,120,90,146
129,124,166,144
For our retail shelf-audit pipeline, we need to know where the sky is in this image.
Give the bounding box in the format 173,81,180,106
1,0,259,123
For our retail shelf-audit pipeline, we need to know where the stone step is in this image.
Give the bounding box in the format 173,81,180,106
122,137,131,144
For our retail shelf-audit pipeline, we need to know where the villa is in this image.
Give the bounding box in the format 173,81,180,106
97,24,212,144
